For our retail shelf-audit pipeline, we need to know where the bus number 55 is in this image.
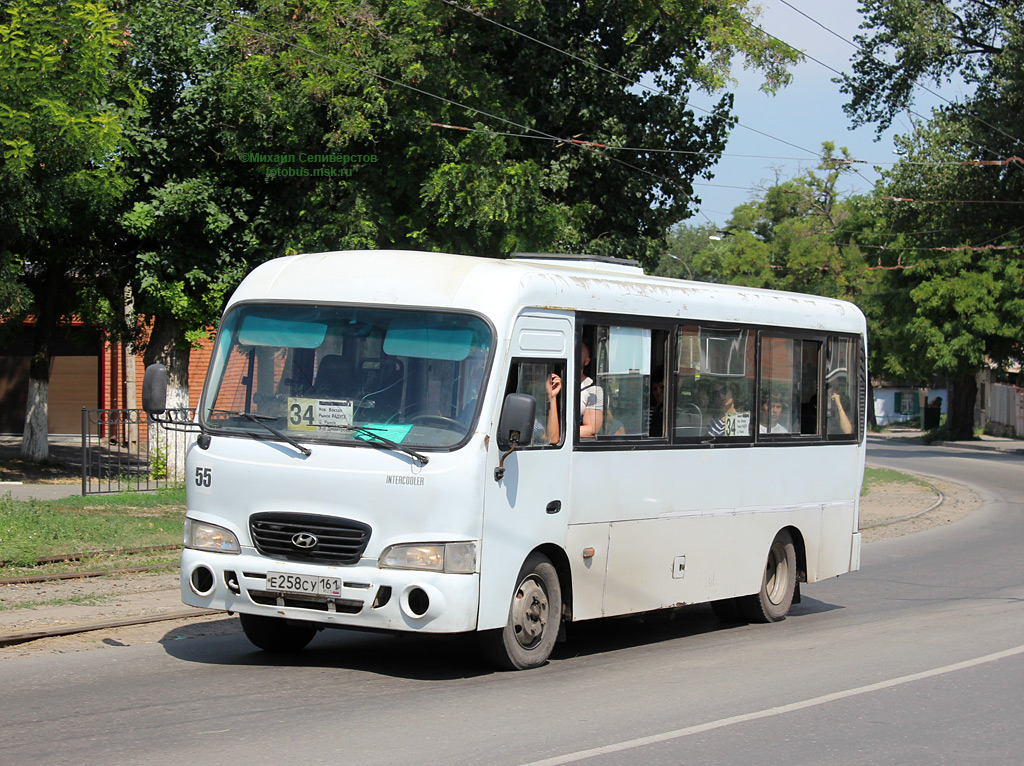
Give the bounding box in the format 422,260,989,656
195,467,212,488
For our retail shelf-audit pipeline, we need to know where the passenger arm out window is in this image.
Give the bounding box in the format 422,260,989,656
503,359,566,448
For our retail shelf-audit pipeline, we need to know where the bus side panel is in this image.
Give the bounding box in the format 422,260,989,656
815,499,860,580
566,447,861,618
565,523,610,621
597,509,824,618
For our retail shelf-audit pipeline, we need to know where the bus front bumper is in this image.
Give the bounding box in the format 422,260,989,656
180,548,480,633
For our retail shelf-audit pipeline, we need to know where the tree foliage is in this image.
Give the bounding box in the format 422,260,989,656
841,0,1024,437
660,144,873,302
217,0,800,264
0,0,143,459
840,0,1016,133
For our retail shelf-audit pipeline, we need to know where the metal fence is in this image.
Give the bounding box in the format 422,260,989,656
81,408,194,495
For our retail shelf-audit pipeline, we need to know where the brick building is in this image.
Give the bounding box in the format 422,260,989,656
0,319,213,436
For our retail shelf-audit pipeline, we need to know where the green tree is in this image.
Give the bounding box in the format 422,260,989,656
0,0,143,460
841,0,1024,438
224,0,800,265
676,144,872,301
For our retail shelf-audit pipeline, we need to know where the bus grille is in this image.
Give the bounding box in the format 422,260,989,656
249,512,371,565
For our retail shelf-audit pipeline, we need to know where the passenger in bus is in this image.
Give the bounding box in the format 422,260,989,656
706,384,738,437
759,391,789,433
603,404,627,436
579,341,604,438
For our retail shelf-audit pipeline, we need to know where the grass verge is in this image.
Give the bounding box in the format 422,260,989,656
0,490,185,568
862,466,931,495
0,591,123,612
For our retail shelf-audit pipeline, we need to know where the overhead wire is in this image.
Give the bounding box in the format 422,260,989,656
437,0,1011,220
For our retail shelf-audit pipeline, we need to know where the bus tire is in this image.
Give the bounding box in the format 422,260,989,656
239,613,318,652
741,530,797,623
480,553,562,670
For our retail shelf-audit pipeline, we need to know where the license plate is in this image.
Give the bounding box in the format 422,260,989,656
266,571,343,596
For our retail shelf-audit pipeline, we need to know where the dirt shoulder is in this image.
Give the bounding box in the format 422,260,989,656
859,473,980,543
0,471,982,660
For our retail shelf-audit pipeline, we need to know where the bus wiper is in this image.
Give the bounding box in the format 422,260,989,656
342,425,429,467
212,409,312,457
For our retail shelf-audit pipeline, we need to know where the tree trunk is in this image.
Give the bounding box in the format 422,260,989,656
143,314,191,480
948,371,978,440
21,363,50,461
20,269,59,462
143,314,190,405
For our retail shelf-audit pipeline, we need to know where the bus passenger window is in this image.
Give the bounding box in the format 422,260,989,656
592,325,652,437
826,337,857,437
798,341,822,435
759,335,821,436
673,325,754,440
505,360,566,448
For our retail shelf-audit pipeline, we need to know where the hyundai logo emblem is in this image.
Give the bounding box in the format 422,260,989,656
291,532,318,549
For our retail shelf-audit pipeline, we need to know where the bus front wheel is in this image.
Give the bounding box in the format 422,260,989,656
480,553,562,670
741,530,797,623
240,613,318,652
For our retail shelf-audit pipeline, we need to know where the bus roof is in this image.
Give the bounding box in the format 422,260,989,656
228,250,866,335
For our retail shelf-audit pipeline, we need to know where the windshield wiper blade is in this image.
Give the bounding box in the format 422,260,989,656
211,409,312,457
343,426,429,467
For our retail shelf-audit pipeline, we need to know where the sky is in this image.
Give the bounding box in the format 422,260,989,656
687,0,967,228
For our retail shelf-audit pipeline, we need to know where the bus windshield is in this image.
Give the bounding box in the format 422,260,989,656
200,304,493,449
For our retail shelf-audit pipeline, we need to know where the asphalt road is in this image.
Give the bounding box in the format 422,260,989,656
3,438,1024,765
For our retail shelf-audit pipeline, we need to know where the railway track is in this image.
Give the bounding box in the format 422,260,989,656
0,544,211,648
0,609,221,648
0,545,179,585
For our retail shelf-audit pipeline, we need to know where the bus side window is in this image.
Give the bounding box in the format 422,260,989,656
826,336,857,437
504,359,566,448
592,325,652,437
672,324,755,441
798,340,822,435
759,335,822,437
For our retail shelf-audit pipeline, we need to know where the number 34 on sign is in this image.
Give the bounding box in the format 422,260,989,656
286,398,354,432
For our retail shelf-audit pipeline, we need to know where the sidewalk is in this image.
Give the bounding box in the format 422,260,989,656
868,427,1024,455
0,436,84,501
1,482,83,501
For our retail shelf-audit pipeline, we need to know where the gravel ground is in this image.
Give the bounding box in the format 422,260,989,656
0,473,982,660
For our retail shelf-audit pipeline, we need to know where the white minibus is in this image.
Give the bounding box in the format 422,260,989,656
144,250,865,669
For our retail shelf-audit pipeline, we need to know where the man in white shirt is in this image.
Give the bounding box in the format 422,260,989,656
579,341,604,437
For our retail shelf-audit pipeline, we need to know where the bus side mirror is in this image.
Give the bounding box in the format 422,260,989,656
142,364,168,415
495,393,536,482
497,393,536,451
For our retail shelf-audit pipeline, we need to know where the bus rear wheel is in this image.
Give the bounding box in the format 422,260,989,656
480,553,562,671
741,530,797,623
239,613,318,652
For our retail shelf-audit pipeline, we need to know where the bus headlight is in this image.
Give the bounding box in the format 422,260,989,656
183,518,240,554
379,542,477,574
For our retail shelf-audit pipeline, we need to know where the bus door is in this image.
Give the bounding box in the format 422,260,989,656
478,314,572,631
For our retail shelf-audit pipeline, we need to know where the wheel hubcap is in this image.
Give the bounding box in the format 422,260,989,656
765,542,790,606
511,575,548,649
